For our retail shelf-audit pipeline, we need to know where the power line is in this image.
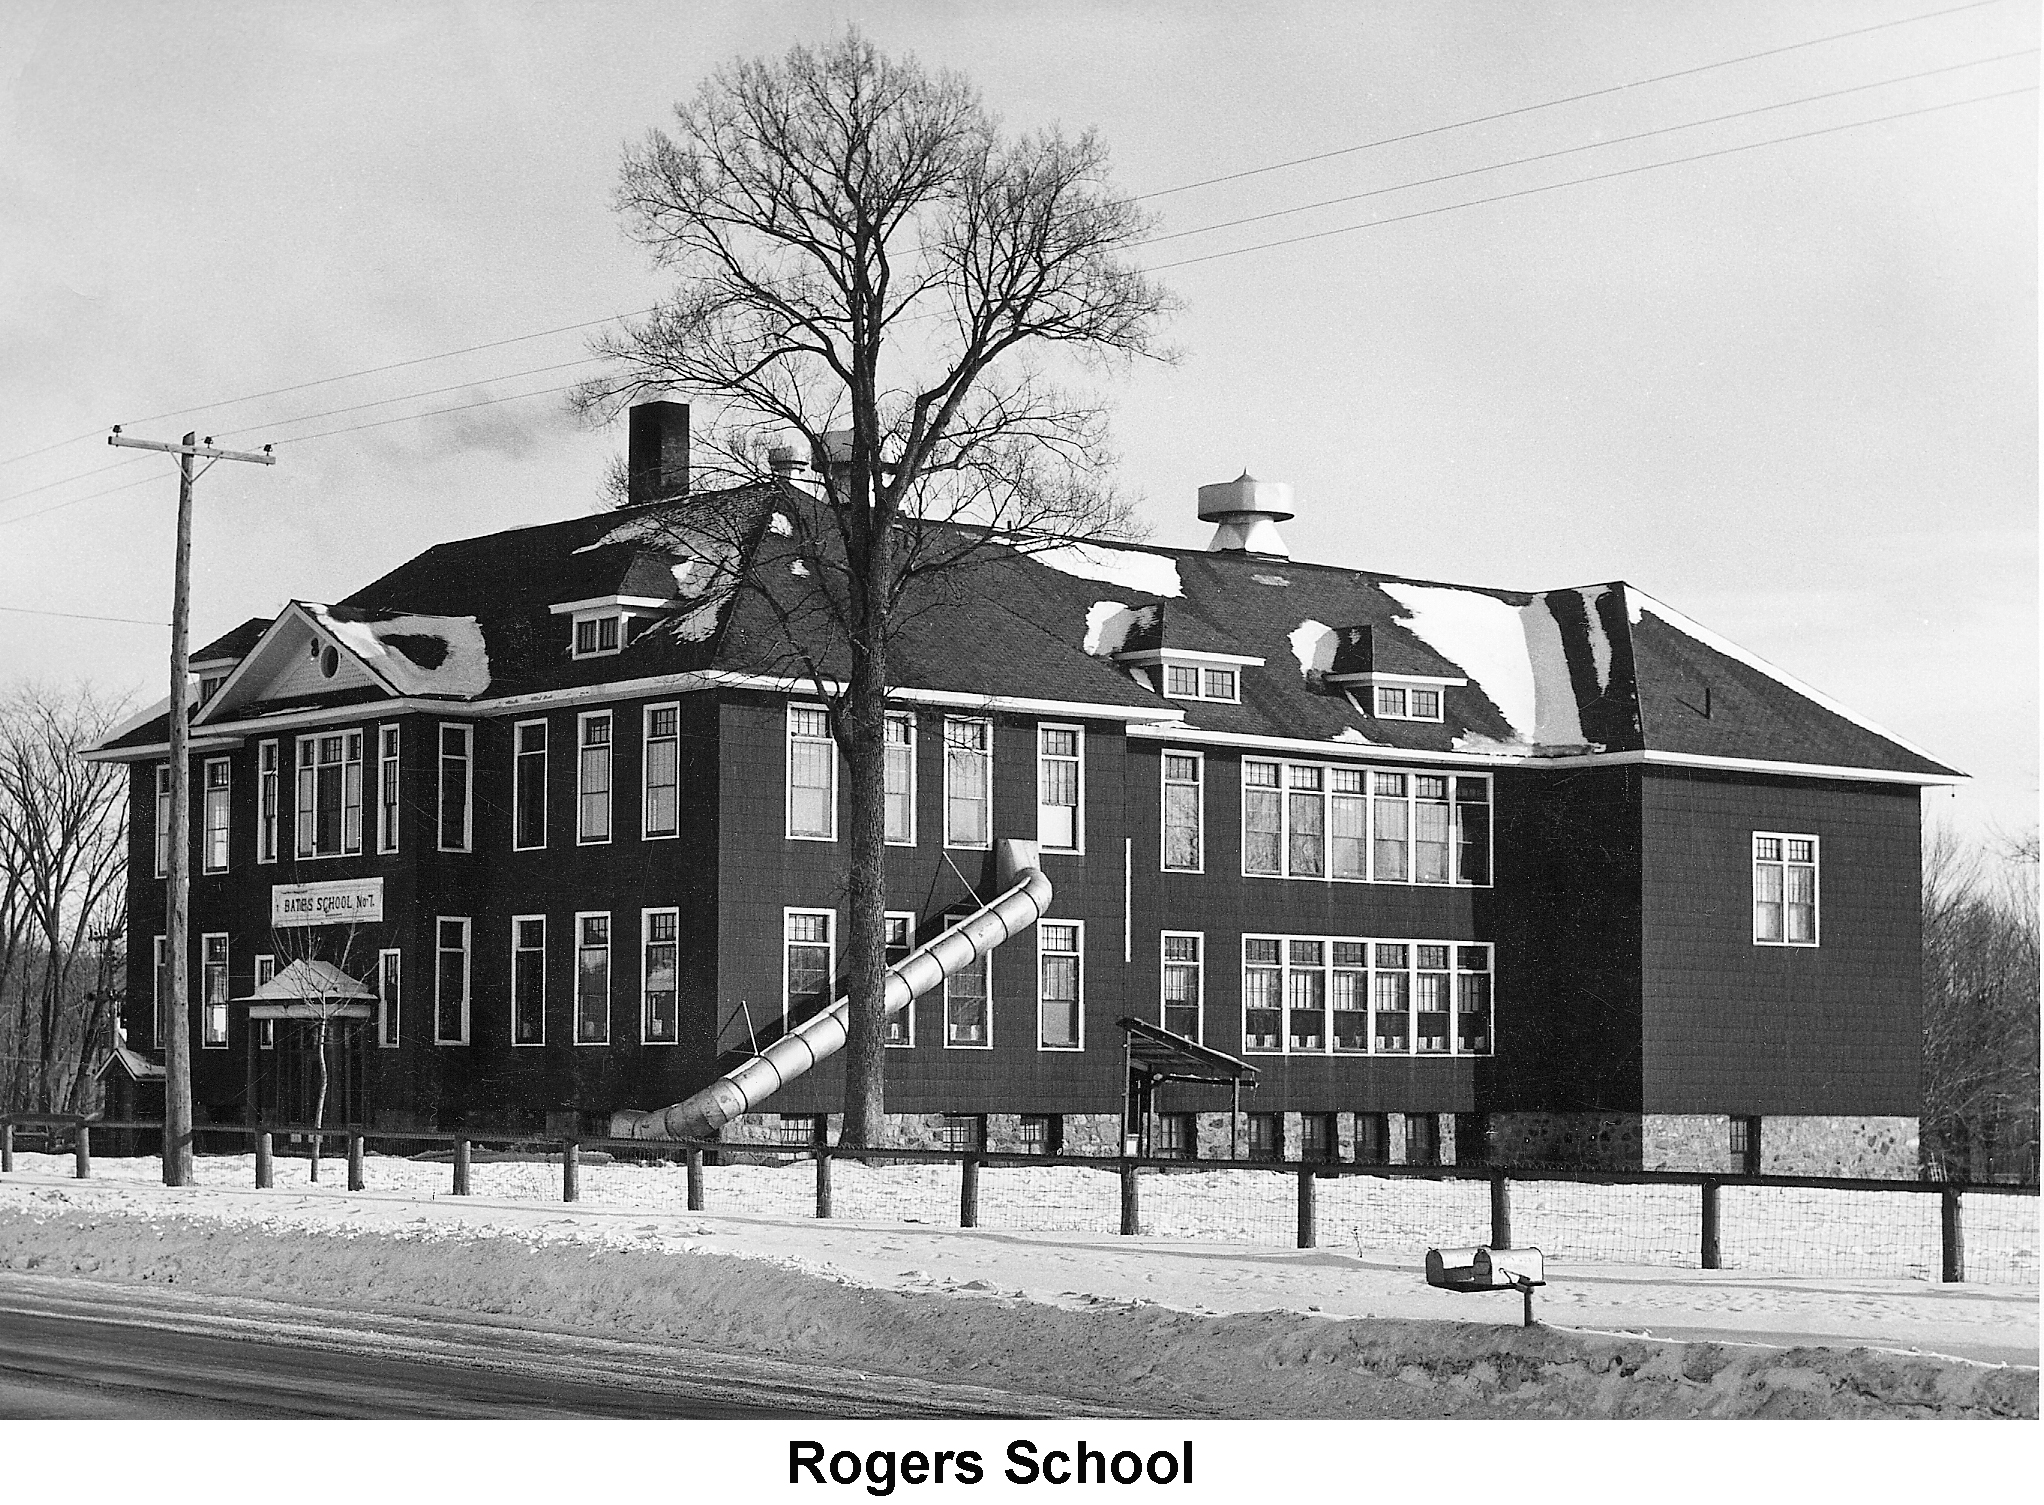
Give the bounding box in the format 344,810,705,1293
1146,86,2035,273
0,454,149,508
212,356,602,438
0,603,167,627
1144,49,2036,248
1136,0,2011,201
2,2,2013,475
275,379,584,445
0,473,162,531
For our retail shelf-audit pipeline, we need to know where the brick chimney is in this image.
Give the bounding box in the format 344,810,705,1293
626,401,690,506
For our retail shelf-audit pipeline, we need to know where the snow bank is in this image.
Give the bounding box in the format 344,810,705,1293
306,606,490,698
1030,542,1182,598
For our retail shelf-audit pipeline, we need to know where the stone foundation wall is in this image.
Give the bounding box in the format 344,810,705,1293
1486,1112,1645,1171
1643,1114,1731,1173
1058,1113,1122,1157
1761,1116,1919,1178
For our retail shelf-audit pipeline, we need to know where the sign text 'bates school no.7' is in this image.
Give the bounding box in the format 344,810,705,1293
271,877,384,928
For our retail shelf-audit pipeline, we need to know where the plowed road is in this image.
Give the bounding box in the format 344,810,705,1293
0,1272,1096,1419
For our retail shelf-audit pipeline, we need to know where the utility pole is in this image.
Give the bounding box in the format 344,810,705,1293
107,427,274,1186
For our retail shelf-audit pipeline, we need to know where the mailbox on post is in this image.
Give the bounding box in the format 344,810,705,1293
1425,1244,1546,1327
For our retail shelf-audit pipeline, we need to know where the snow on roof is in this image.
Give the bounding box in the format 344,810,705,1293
306,605,490,698
1288,620,1337,679
1381,582,1591,752
1029,541,1183,599
1625,586,1947,765
1083,601,1153,657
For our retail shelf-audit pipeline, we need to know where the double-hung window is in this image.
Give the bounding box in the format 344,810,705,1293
1371,773,1408,880
784,910,833,1028
1286,766,1324,876
257,741,279,864
437,725,472,853
298,731,364,857
435,917,470,1044
376,726,400,853
511,916,546,1046
1330,769,1367,879
1162,932,1202,1040
1754,834,1819,945
644,704,680,839
1037,726,1082,853
254,955,276,1051
151,935,167,1048
787,705,835,840
376,949,401,1049
200,933,229,1048
884,712,915,845
575,913,611,1043
1242,761,1282,875
513,720,547,850
1243,759,1491,886
943,718,991,848
153,765,171,876
642,908,679,1044
1161,753,1202,871
202,759,231,873
943,909,990,1046
1038,921,1082,1049
882,913,916,1046
578,712,612,843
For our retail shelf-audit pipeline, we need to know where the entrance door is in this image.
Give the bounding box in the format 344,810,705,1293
255,1020,368,1128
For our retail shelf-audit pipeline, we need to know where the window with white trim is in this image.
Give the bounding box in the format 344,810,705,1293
1038,920,1082,1049
578,712,612,844
1242,934,1494,1057
151,934,166,1049
376,949,401,1049
642,908,679,1044
884,712,915,845
513,720,547,850
1160,663,1241,702
943,718,991,849
255,954,276,1051
1242,759,1491,885
572,612,622,658
201,933,228,1048
202,758,231,873
376,725,400,853
435,917,470,1044
784,910,834,1028
883,912,916,1046
511,916,546,1046
297,731,364,858
1037,725,1082,853
257,741,279,864
644,704,680,839
786,705,836,840
1754,833,1819,945
575,913,611,1044
436,725,472,853
1372,684,1446,722
1161,752,1202,871
1162,932,1202,1040
153,765,171,877
943,909,990,1046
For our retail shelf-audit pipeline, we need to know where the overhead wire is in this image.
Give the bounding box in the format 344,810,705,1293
0,0,2017,476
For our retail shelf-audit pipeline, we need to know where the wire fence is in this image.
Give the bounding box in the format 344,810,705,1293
2,1115,2035,1288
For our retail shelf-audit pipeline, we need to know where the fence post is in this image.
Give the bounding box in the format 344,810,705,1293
960,1154,980,1229
1940,1186,1965,1283
1489,1171,1512,1248
1295,1166,1316,1249
74,1124,91,1180
1,1122,12,1174
686,1148,705,1212
347,1134,365,1192
1700,1179,1722,1270
1119,1159,1140,1236
453,1138,471,1196
562,1140,579,1204
815,1147,833,1219
256,1131,273,1189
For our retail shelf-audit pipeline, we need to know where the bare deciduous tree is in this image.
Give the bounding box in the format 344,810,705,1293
574,30,1174,1144
1922,822,2040,1183
0,683,129,1114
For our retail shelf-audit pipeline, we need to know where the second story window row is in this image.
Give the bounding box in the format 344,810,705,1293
298,731,364,859
1242,760,1491,886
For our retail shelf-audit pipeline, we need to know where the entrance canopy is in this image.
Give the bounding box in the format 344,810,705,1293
1116,1016,1259,1089
235,958,376,1020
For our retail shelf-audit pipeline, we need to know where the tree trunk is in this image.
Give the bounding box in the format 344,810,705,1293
310,1018,328,1183
838,613,892,1150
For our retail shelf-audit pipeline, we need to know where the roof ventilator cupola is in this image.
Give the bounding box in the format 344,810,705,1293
1199,472,1294,557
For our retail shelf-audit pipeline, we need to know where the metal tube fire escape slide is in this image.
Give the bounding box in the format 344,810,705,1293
614,840,1051,1141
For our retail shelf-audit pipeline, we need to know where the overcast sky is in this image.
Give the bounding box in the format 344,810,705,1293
1,0,2034,843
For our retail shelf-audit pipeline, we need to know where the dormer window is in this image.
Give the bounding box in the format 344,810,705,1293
1120,650,1259,703
1372,684,1443,722
574,614,621,658
1162,664,1239,702
197,671,228,707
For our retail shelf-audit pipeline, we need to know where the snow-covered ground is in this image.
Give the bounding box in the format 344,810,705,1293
7,1149,2036,1287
